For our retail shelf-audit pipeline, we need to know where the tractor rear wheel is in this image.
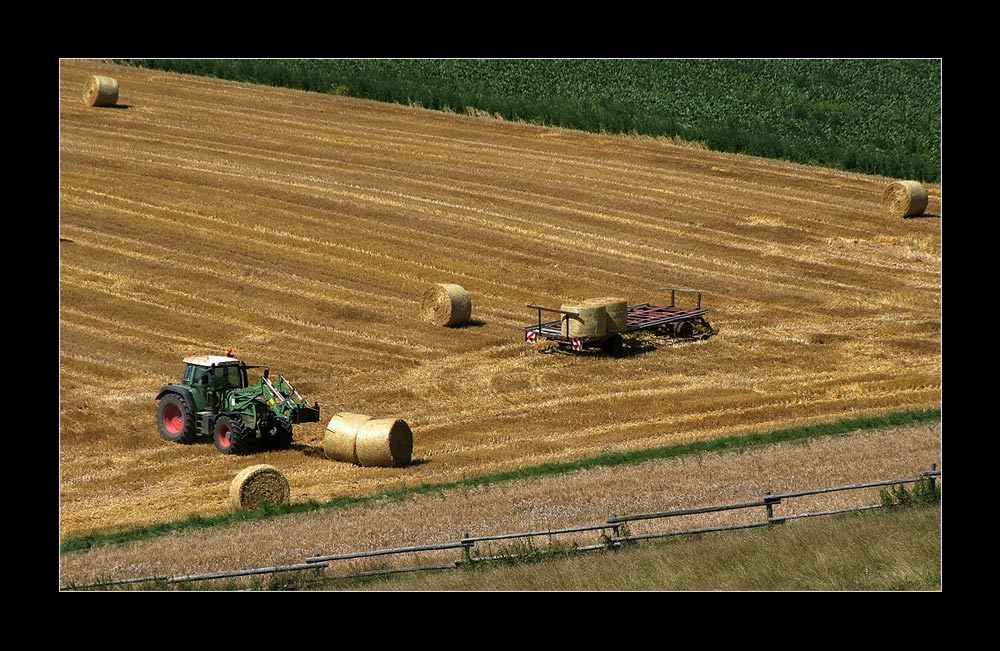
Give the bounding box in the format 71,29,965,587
157,394,197,444
263,419,294,451
213,415,255,455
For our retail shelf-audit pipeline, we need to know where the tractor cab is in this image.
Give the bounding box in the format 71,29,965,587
182,355,248,391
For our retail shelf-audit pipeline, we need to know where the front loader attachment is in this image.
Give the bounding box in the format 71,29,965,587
262,373,320,424
289,403,321,424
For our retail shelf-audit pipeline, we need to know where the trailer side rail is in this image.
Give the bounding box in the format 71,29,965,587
657,287,712,310
626,304,709,332
524,304,580,340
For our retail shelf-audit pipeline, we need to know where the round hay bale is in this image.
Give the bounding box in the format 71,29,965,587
356,418,413,467
83,75,119,107
323,412,372,464
881,180,928,218
229,464,290,511
560,300,608,338
592,297,628,333
422,283,472,327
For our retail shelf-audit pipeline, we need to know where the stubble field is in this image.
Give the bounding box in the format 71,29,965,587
58,60,941,543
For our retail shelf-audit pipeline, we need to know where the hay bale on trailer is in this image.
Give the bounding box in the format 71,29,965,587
356,418,413,467
422,283,472,327
229,464,290,511
83,75,119,107
881,180,928,218
560,300,608,338
323,412,372,464
592,297,628,333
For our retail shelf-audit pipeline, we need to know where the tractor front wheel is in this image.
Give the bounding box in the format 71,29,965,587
157,394,197,444
263,419,294,451
213,415,255,455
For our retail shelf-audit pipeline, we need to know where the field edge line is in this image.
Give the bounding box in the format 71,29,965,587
59,407,941,555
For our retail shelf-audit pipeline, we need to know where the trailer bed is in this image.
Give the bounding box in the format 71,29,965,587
526,303,707,338
623,303,709,332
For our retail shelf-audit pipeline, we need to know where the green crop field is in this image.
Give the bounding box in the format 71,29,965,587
121,58,941,182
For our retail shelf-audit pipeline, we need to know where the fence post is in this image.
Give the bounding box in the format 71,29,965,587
462,532,472,566
929,463,938,496
764,490,785,525
610,514,620,551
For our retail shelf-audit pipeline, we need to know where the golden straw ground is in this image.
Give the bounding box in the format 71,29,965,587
57,60,940,540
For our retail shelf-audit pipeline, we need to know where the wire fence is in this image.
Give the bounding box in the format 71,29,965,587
63,463,940,590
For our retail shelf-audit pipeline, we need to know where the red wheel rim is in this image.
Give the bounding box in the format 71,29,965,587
217,424,232,448
163,403,184,434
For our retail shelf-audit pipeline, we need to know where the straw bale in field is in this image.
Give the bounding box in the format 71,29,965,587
229,464,290,511
356,418,413,467
881,180,928,218
560,300,608,338
83,75,119,107
323,412,372,464
592,297,628,333
422,283,472,326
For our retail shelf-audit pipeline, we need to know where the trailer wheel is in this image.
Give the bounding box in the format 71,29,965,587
263,419,294,451
672,320,694,338
157,393,197,444
214,415,255,455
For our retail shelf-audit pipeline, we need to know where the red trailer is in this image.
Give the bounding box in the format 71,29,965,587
523,288,714,354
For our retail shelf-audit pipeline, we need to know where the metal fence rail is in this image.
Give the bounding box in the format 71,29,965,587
606,498,768,524
63,463,940,590
774,503,882,524
306,541,471,564
613,520,773,544
460,522,616,545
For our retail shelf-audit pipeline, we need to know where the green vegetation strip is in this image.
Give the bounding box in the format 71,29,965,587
120,59,941,182
60,408,940,554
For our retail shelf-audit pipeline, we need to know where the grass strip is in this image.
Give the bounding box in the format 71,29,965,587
60,407,940,554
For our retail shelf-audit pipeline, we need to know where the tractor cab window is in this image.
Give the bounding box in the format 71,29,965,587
189,365,206,387
212,365,244,390
189,365,244,390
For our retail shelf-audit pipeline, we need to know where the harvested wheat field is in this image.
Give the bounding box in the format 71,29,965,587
58,60,941,542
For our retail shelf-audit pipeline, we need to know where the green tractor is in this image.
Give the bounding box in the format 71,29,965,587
156,353,320,454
